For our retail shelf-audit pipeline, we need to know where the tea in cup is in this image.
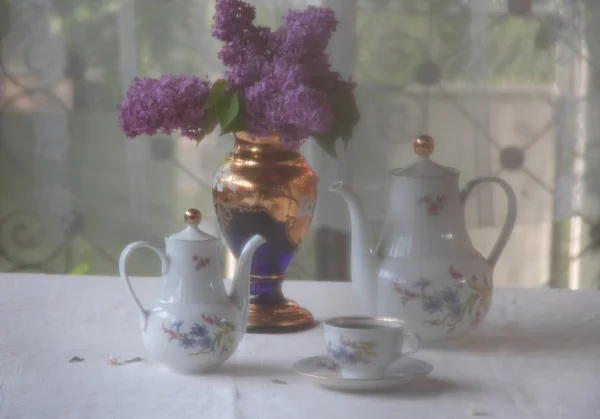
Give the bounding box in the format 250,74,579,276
324,316,419,379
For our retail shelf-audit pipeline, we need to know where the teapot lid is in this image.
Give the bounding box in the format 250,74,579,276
168,208,217,241
391,135,458,178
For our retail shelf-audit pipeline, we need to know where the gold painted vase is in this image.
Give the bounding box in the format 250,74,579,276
212,131,316,333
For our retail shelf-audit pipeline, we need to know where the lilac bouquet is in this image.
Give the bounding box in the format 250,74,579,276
118,0,359,154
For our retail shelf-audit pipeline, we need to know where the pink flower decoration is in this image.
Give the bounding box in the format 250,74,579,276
105,356,121,366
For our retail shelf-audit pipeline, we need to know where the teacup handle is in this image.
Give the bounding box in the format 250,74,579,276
398,333,419,358
119,241,169,332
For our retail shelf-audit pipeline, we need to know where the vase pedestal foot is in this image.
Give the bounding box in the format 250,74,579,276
246,300,314,333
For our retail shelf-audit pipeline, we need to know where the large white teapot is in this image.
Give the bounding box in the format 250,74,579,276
119,208,265,373
331,135,517,343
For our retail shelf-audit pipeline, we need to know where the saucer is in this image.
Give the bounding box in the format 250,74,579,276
293,356,433,391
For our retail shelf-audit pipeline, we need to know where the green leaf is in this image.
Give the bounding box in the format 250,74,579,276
124,357,145,364
312,83,360,157
216,93,240,133
69,356,85,363
464,296,478,316
220,114,245,135
202,79,229,110
0,0,10,39
314,134,337,158
335,90,360,142
342,135,351,149
220,96,245,135
271,378,288,385
196,107,219,144
69,262,90,276
467,408,489,416
68,237,92,275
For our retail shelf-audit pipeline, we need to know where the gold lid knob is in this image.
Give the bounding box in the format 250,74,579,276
184,208,202,225
414,135,434,156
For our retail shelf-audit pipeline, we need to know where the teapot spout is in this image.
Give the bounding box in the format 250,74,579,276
329,181,378,314
230,234,266,330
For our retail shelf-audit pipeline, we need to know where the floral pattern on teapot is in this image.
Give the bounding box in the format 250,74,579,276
418,194,446,216
327,337,377,365
393,266,492,334
162,315,236,356
118,208,266,374
192,255,211,270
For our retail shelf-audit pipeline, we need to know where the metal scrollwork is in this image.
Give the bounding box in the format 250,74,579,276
356,0,471,88
357,12,426,87
0,210,68,272
0,1,78,274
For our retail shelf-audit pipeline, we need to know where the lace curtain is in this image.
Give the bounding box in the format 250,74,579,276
1,0,598,289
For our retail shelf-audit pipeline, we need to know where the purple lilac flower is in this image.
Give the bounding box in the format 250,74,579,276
268,27,286,53
241,61,332,148
214,0,271,90
280,7,338,60
281,86,332,133
212,0,257,42
218,27,271,67
118,74,210,140
273,62,310,90
221,53,265,90
210,0,358,147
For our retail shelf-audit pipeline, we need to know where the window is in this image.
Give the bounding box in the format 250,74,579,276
1,0,597,289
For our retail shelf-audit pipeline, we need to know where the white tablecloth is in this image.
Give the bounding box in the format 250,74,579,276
1,274,600,419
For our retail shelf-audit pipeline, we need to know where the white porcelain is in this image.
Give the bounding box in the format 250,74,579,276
323,316,419,379
330,136,517,343
293,355,433,391
119,208,265,374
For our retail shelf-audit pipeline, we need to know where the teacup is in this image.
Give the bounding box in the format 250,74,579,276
324,316,419,379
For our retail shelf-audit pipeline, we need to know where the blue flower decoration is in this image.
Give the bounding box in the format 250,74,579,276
198,336,213,349
347,353,359,364
171,319,184,332
189,323,208,337
414,278,431,291
330,345,353,362
178,335,197,349
422,297,444,314
447,303,462,318
440,287,460,304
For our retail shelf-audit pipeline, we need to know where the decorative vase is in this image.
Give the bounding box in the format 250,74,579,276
212,131,316,333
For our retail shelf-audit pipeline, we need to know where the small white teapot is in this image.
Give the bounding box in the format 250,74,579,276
119,208,265,374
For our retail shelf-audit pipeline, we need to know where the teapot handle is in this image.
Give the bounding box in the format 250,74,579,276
460,177,517,268
119,241,169,331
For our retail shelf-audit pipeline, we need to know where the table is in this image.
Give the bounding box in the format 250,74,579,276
1,274,600,419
